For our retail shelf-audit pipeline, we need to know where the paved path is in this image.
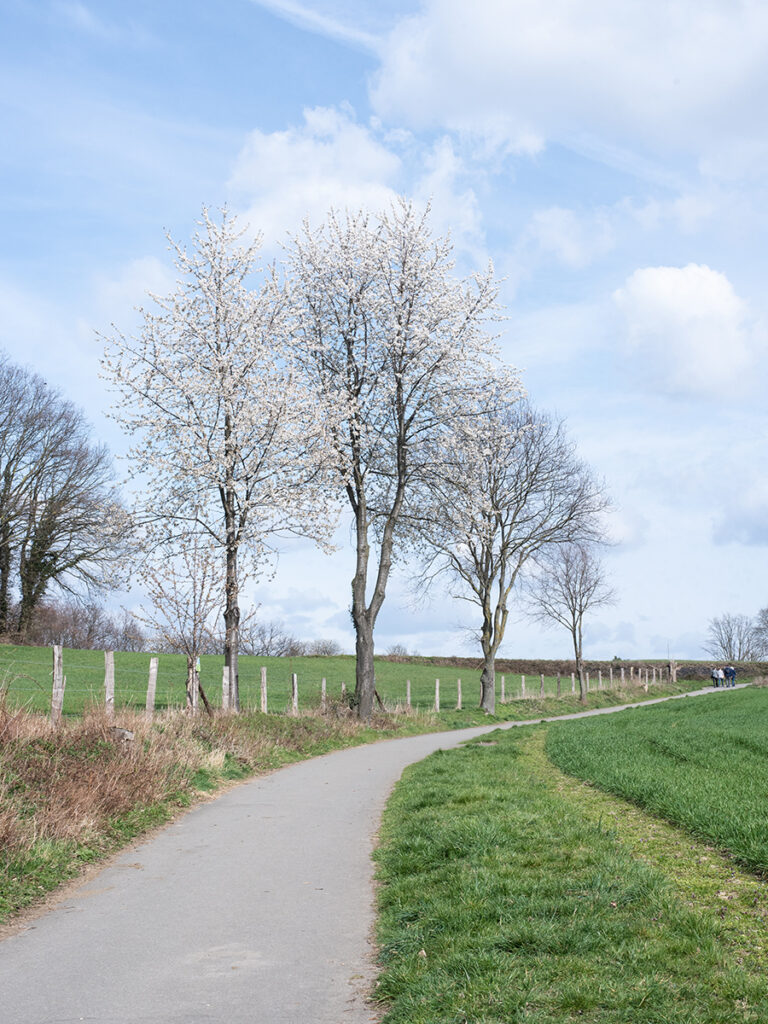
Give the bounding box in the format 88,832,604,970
0,685,743,1023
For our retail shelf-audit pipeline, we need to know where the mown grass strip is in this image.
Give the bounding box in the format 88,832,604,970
545,687,768,876
540,731,768,976
374,723,768,1023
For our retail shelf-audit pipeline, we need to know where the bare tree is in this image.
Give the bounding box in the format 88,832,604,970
305,638,343,656
103,210,334,711
288,199,511,719
239,619,306,657
418,400,609,713
704,613,762,661
134,533,222,713
752,607,768,659
523,542,616,702
0,353,128,639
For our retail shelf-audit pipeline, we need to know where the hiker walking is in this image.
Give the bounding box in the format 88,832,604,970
711,666,719,687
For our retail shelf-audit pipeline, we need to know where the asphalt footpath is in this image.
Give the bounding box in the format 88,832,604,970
0,684,742,1023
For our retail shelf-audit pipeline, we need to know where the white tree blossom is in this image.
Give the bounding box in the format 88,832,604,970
288,199,515,719
103,209,335,710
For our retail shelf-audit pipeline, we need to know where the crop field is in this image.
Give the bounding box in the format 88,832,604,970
0,643,600,715
374,687,768,1023
546,686,768,875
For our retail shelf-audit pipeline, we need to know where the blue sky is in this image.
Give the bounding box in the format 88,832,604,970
2,0,767,660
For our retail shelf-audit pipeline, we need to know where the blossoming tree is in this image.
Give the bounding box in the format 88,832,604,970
103,209,333,710
288,200,516,719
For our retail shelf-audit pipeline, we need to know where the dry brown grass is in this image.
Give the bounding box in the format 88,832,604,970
0,697,418,870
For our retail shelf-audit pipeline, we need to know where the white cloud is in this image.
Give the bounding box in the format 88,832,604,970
228,106,402,245
523,206,614,269
228,107,489,262
371,0,768,172
613,264,765,397
247,0,379,51
412,137,487,263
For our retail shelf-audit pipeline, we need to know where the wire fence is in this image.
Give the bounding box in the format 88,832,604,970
0,644,678,722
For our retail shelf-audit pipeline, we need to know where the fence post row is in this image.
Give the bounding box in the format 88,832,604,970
104,651,115,717
146,656,158,717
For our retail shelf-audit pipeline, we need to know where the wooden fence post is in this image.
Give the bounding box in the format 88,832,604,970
609,666,614,687
521,674,526,698
292,673,298,715
598,669,603,689
652,667,657,684
556,672,561,698
104,650,115,717
260,666,267,713
621,666,625,686
630,666,634,682
500,675,505,702
341,681,346,701
586,672,590,692
51,645,65,726
221,666,230,710
434,678,440,712
540,673,545,697
456,678,462,711
644,669,649,692
146,656,158,717
321,676,326,712
406,679,411,709
571,672,575,693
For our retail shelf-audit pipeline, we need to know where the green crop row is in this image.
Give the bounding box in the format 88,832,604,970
546,686,768,875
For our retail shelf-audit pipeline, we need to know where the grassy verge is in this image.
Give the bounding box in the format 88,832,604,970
546,686,768,875
374,718,768,1023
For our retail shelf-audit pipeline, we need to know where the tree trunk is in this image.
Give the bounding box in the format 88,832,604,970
0,531,11,635
354,615,375,721
479,653,496,714
223,526,240,712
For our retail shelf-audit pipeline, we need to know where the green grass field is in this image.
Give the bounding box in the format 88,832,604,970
0,643,620,715
374,689,768,1023
546,686,768,875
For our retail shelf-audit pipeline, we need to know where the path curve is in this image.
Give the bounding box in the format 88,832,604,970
0,685,743,1023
